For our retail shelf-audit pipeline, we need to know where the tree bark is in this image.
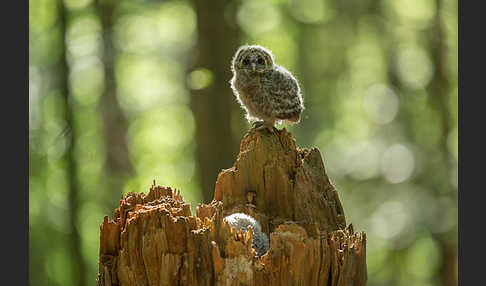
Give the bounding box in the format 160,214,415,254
97,128,367,286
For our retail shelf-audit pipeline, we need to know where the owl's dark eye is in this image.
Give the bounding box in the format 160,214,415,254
243,59,250,65
257,57,265,65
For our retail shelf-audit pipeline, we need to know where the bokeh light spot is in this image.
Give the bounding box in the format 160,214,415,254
391,0,436,25
397,46,434,89
405,234,441,279
114,2,196,54
116,56,185,113
371,201,412,240
381,144,415,183
64,0,94,11
237,0,281,35
70,56,104,106
66,14,102,59
349,140,384,180
187,68,214,90
128,106,195,151
289,0,334,24
363,84,400,124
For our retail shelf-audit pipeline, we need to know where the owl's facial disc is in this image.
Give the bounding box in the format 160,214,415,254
235,46,273,74
241,53,268,74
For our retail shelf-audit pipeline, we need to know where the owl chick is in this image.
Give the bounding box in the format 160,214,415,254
230,45,304,131
224,213,269,257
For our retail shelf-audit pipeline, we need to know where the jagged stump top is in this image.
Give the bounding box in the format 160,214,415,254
215,128,347,236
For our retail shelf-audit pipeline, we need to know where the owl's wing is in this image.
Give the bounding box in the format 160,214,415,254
263,67,303,121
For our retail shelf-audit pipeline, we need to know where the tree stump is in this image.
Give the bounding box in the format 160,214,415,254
97,128,367,286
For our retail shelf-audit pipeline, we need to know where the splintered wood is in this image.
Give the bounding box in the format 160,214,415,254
97,128,367,286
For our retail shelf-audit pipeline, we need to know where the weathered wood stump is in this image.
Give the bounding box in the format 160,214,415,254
97,128,367,286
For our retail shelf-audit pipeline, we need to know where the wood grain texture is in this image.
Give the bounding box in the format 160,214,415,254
97,128,367,286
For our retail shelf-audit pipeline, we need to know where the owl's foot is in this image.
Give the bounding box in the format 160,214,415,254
251,121,264,129
252,121,276,133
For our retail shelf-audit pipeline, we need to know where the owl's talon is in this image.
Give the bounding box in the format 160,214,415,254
252,121,264,129
252,122,275,133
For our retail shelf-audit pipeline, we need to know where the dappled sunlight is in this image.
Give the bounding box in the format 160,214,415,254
363,84,400,124
289,0,334,24
237,0,281,36
389,0,436,26
396,46,434,89
127,106,195,150
64,0,93,11
371,200,413,241
70,57,104,106
405,234,441,280
29,0,458,285
116,55,188,112
66,14,102,59
114,2,196,54
187,68,214,90
348,26,387,87
381,144,415,184
348,140,385,180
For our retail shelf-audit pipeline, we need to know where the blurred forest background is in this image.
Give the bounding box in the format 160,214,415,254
29,0,457,285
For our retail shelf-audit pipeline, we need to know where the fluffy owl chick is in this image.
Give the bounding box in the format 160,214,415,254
224,213,270,257
230,45,304,131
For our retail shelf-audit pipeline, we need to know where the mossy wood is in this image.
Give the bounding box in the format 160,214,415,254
97,128,367,286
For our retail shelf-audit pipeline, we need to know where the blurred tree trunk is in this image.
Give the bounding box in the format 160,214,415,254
190,0,241,203
57,1,86,285
427,0,458,285
97,0,134,209
295,24,317,146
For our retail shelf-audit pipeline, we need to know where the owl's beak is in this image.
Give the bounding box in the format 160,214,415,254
251,63,256,72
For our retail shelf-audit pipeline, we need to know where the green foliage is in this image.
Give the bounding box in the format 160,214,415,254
29,0,457,285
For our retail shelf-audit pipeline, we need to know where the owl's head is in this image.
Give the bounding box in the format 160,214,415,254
232,45,274,74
